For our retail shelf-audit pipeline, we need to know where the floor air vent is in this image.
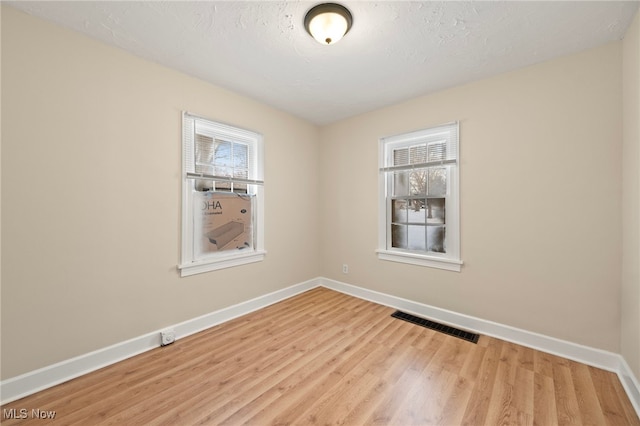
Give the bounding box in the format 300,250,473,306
391,311,479,344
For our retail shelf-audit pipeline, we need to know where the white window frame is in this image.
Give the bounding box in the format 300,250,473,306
179,112,265,277
377,122,462,272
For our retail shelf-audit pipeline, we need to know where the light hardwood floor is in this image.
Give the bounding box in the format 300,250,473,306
2,287,639,425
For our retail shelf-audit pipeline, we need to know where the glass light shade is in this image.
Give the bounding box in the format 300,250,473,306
304,3,352,45
308,12,348,44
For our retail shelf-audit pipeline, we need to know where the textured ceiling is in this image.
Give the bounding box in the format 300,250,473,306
7,1,640,125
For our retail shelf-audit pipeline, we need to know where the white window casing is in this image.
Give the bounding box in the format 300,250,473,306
179,112,265,277
377,122,462,272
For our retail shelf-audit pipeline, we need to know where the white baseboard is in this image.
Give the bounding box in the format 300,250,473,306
3,275,640,419
619,357,640,416
320,278,621,369
0,277,320,404
319,277,640,417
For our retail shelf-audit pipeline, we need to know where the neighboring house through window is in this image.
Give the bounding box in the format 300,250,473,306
377,122,462,272
179,112,265,277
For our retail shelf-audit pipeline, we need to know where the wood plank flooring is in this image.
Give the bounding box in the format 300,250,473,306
2,287,638,425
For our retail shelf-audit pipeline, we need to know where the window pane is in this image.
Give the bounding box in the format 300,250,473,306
408,225,427,251
428,167,447,196
407,199,426,224
233,183,248,194
428,141,446,161
427,226,446,253
234,168,249,180
233,143,249,180
195,134,215,175
212,139,232,177
392,171,410,197
393,148,409,166
427,198,445,224
392,199,408,223
391,224,407,249
410,145,427,164
232,142,249,193
193,192,254,259
195,179,212,192
409,170,427,195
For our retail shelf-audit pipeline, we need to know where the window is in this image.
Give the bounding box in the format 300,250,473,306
179,112,265,277
377,122,462,272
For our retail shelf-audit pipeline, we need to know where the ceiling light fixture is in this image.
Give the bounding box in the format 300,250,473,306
304,3,353,45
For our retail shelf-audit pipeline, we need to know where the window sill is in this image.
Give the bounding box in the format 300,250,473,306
376,249,462,272
179,250,266,277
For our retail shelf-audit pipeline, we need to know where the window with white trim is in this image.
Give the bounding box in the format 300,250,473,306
377,122,462,272
179,112,265,277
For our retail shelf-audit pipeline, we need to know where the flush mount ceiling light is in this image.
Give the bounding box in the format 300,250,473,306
304,3,353,45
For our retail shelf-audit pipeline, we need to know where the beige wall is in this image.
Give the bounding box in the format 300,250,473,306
622,10,640,378
1,6,321,379
1,3,636,382
320,42,623,352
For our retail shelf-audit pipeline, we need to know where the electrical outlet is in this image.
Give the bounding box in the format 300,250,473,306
342,264,349,274
161,329,175,346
